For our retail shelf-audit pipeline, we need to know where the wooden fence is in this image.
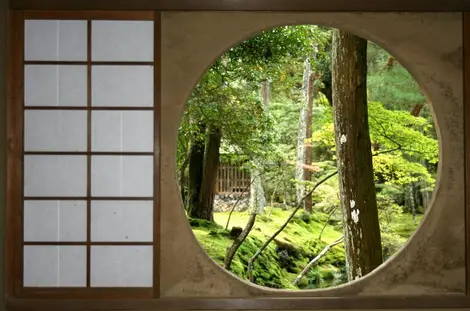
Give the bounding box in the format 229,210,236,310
216,162,251,194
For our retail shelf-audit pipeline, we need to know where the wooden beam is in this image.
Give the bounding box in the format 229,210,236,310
9,0,470,12
7,295,470,311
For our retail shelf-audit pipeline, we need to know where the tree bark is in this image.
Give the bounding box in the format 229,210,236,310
295,58,310,205
250,80,269,213
196,126,222,221
410,103,424,117
224,211,257,270
187,124,206,218
179,154,190,209
407,183,417,224
304,71,316,213
331,30,383,281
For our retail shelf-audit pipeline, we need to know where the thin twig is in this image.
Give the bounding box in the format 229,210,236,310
318,205,338,240
225,177,257,230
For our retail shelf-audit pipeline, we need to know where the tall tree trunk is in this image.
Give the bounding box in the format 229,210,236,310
196,126,222,221
179,154,190,209
295,58,310,205
250,80,269,213
331,30,383,281
187,123,206,217
410,103,424,117
407,183,417,224
304,71,316,213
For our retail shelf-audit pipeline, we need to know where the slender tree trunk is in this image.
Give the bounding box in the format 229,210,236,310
331,30,383,281
250,80,269,213
224,212,257,270
196,126,222,221
304,71,316,213
179,155,190,209
421,159,430,212
410,104,427,213
278,162,288,209
295,58,310,205
407,183,417,224
187,123,206,217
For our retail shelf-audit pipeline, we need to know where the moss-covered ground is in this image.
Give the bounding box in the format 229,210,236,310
190,207,422,290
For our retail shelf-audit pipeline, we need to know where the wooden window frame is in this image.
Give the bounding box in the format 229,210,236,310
6,10,161,300
3,1,470,311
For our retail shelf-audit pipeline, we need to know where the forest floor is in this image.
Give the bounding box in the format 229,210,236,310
190,207,423,289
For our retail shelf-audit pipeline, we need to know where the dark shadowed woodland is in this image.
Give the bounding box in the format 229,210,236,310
177,26,438,290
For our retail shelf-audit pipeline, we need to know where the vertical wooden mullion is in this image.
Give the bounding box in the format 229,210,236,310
6,10,25,297
86,19,92,288
464,11,470,296
153,10,161,298
18,11,25,297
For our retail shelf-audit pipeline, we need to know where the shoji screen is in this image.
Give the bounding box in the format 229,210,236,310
8,11,159,298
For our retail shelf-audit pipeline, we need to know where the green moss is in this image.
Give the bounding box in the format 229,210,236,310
188,217,223,230
189,207,418,290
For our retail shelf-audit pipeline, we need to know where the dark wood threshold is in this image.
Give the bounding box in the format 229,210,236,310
9,0,470,12
6,295,470,311
19,287,153,299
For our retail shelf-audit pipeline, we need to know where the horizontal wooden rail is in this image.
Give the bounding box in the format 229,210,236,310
10,0,470,12
7,295,470,311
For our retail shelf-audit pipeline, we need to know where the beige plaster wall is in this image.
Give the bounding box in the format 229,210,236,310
160,12,464,297
1,0,7,310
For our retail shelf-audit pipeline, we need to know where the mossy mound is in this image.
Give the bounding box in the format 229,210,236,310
191,209,346,289
190,207,421,290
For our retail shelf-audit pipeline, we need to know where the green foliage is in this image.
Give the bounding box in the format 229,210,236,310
310,101,437,188
181,25,438,290
367,42,426,111
368,102,438,164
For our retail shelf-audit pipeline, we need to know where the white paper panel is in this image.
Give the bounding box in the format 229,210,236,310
92,20,153,61
25,65,87,107
24,155,87,197
91,156,153,197
91,66,153,107
91,201,153,242
90,246,152,287
91,111,154,152
24,110,87,152
25,20,87,61
24,201,87,242
24,246,86,287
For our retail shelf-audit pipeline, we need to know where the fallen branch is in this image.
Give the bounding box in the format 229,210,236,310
224,211,257,270
292,236,344,286
247,170,338,282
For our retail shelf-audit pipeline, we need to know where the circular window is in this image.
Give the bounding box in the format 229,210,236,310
177,25,438,290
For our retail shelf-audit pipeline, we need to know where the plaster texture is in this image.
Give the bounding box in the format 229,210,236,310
159,12,464,297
